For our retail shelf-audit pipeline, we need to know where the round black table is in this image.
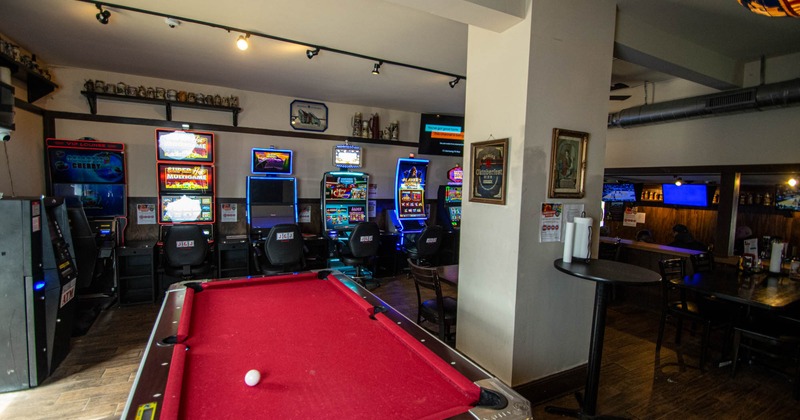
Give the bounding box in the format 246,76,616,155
546,258,660,419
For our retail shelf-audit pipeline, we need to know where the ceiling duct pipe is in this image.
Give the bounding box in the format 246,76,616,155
608,78,800,128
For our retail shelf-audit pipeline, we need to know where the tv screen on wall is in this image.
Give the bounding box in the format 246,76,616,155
417,113,464,157
601,183,637,202
662,183,708,207
776,185,800,211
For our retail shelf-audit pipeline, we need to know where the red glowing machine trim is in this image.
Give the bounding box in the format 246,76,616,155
155,129,216,225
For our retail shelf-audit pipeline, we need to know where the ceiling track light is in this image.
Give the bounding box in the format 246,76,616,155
674,176,683,186
306,47,320,59
372,61,382,75
236,34,250,51
95,4,110,24
788,177,798,187
76,1,465,81
449,77,460,88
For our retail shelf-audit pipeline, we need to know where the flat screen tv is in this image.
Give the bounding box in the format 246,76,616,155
53,183,127,218
775,185,799,211
662,183,708,207
159,194,214,223
251,148,293,175
332,144,362,169
247,177,297,205
158,164,214,194
156,129,214,162
602,183,637,202
417,113,464,157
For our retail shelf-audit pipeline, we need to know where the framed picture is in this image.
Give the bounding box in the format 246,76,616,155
548,128,588,198
469,138,509,205
290,100,328,132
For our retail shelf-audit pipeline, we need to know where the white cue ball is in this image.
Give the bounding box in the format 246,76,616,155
244,369,261,386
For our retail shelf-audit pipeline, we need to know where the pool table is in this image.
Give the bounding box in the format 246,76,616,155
122,270,531,419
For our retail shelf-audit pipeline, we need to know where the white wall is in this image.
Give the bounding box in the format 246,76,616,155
459,0,615,386
18,66,464,200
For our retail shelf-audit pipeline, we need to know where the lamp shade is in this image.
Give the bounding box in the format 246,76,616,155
738,0,800,17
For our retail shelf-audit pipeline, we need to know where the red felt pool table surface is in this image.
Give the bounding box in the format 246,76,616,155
123,271,531,420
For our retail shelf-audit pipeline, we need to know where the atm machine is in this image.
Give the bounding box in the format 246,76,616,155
0,197,78,392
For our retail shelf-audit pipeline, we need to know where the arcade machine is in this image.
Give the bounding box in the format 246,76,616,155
155,129,216,292
247,148,298,271
0,197,78,392
436,164,463,263
155,128,216,240
321,144,369,273
46,138,126,292
321,144,368,238
389,155,430,235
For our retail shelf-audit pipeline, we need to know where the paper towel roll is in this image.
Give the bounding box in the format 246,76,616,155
563,222,575,263
573,217,593,259
769,242,783,273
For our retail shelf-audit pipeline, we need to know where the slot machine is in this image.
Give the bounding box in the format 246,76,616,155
321,144,368,239
390,155,430,234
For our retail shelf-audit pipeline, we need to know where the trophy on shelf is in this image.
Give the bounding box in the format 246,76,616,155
352,112,362,137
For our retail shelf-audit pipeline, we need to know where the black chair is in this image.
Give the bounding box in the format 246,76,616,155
732,313,800,400
690,252,715,273
404,225,444,266
656,258,729,370
161,224,213,282
65,204,102,291
337,222,381,287
407,258,457,343
260,223,304,275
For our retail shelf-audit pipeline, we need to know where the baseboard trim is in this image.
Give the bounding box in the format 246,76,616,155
512,364,587,405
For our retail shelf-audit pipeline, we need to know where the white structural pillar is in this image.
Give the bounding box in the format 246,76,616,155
457,0,616,386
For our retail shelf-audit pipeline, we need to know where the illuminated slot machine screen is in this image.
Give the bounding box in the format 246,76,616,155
158,164,214,194
157,164,214,223
395,159,428,220
444,186,462,204
156,129,214,162
46,138,127,218
332,144,362,169
448,206,462,228
251,148,293,175
322,172,369,231
159,195,214,223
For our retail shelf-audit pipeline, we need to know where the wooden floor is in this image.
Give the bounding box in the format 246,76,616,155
1,273,797,419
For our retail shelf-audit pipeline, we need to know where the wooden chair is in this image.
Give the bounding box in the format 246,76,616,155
407,258,457,343
657,258,728,370
732,313,800,400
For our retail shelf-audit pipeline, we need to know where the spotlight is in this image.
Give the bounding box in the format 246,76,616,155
95,4,110,25
236,34,250,51
788,177,798,187
674,177,683,186
306,47,319,59
372,61,382,75
449,77,460,88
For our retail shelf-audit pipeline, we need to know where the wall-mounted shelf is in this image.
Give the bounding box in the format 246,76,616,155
81,91,243,126
345,136,417,148
0,80,15,130
0,53,58,103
